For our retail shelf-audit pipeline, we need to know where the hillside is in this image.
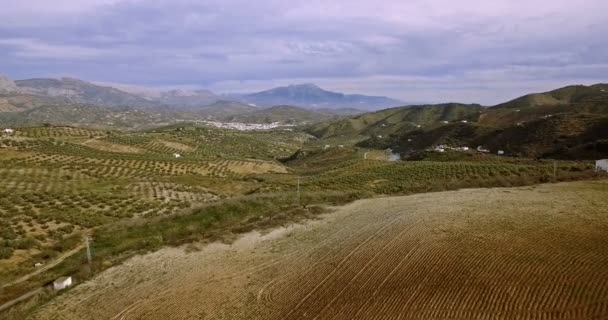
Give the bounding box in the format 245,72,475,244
238,83,403,110
196,100,259,119
15,78,157,107
158,89,221,108
367,111,608,160
0,103,186,129
307,103,483,138
493,83,608,109
224,105,333,124
340,84,608,160
0,75,18,93
0,93,67,113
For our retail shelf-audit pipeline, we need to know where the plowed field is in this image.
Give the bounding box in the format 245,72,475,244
31,180,608,320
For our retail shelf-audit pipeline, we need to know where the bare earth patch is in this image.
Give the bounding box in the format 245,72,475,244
31,180,608,320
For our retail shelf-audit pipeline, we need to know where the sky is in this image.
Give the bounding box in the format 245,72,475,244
0,0,607,105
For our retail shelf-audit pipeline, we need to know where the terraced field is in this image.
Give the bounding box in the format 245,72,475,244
0,125,297,289
30,180,608,320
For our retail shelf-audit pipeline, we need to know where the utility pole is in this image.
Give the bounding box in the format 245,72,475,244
296,176,301,206
553,161,557,180
85,236,92,266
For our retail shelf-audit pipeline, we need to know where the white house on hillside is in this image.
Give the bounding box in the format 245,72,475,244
596,159,608,172
53,276,73,290
3,128,14,134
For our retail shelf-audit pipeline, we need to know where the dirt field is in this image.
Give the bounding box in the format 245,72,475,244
30,181,608,320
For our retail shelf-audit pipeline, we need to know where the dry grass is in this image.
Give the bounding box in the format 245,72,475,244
30,180,608,320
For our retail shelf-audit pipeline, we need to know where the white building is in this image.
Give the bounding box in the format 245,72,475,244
173,153,182,158
497,150,505,155
477,146,490,153
3,128,14,134
53,276,72,290
596,159,608,172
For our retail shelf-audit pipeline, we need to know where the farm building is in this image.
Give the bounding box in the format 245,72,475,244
53,276,73,290
596,159,608,172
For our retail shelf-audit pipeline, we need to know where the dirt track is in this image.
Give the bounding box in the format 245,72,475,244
31,181,608,319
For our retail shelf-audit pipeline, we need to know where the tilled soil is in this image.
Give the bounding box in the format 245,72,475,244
31,180,608,320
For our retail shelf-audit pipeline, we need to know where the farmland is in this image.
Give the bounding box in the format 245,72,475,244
29,180,608,320
0,123,602,319
0,125,305,291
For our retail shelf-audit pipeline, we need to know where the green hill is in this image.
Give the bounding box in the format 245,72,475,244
224,105,334,124
307,103,483,138
370,113,608,160
347,84,608,160
493,84,608,109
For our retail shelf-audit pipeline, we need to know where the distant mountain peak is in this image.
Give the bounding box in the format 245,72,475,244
243,84,403,110
287,83,321,89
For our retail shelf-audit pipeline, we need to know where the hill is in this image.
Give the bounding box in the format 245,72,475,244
307,103,483,138
158,89,222,108
363,113,608,160
238,83,403,110
0,103,189,129
493,83,608,109
0,93,67,113
196,100,259,119
224,105,334,124
15,77,158,107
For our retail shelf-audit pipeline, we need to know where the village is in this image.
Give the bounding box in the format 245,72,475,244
199,121,295,131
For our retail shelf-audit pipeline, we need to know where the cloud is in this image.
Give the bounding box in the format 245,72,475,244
0,38,108,59
0,0,607,103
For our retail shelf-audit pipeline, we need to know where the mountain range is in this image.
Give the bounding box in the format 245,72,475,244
1,73,607,159
0,75,402,111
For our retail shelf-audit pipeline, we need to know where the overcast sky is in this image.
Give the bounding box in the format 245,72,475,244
0,0,607,104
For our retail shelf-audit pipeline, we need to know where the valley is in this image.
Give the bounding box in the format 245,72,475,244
0,80,607,320
3,2,608,319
